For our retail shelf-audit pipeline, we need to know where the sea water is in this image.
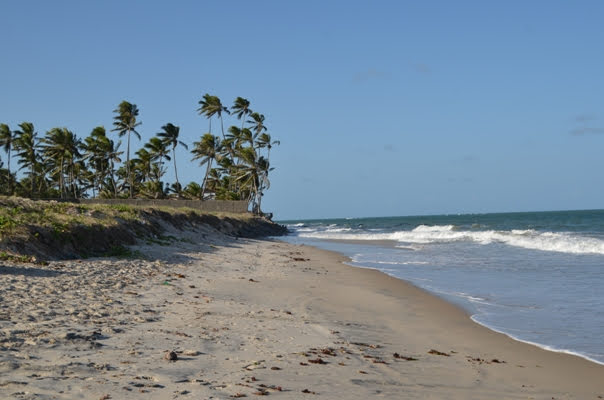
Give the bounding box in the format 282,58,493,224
279,210,604,365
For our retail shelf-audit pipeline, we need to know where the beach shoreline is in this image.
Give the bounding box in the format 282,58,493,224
1,230,602,399
285,212,604,367
335,252,604,368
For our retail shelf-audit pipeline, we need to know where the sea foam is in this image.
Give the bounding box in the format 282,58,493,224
293,224,604,255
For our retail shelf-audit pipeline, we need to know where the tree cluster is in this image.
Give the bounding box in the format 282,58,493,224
0,94,279,213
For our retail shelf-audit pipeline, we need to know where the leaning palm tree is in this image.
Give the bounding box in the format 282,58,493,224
191,133,221,199
13,122,40,197
0,124,15,194
157,123,188,194
231,97,252,130
111,101,141,198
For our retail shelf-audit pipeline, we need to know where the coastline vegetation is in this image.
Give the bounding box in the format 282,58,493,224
0,196,285,261
0,94,279,214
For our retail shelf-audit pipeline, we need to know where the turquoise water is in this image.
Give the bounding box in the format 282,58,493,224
279,210,604,364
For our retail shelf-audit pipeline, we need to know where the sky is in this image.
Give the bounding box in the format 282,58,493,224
1,1,603,220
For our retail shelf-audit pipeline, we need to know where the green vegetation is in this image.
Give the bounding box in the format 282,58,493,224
0,94,278,214
0,198,137,239
0,196,284,262
103,245,144,259
0,251,39,264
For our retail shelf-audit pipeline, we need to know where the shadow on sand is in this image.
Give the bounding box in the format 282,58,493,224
0,264,67,278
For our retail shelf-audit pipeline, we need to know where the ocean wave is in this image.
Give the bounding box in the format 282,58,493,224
295,224,604,255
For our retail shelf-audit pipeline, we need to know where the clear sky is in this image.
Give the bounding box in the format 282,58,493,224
1,1,603,220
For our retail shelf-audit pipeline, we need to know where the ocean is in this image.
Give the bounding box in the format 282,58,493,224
279,210,604,365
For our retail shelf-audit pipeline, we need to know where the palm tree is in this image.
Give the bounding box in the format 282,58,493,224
234,146,259,203
144,137,171,183
133,148,153,185
255,133,280,162
40,127,82,199
70,158,88,198
111,100,141,198
247,112,268,137
231,97,252,130
215,155,238,199
182,181,203,199
103,138,123,198
235,147,272,214
240,128,255,148
83,126,108,196
157,123,188,194
204,168,225,198
0,124,15,194
0,160,16,196
197,94,230,140
13,122,39,197
254,156,272,214
226,126,242,147
191,133,221,199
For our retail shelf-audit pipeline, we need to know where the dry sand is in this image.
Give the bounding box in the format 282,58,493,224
1,226,603,399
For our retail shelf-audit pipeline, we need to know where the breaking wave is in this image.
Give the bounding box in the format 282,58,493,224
291,224,604,255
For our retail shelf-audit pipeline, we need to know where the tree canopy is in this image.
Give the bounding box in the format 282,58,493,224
0,94,279,214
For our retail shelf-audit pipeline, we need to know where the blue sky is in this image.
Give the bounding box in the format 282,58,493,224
1,1,603,220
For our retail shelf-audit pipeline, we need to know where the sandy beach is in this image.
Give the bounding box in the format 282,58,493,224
1,225,603,399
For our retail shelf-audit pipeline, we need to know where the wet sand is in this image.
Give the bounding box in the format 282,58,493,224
0,227,602,399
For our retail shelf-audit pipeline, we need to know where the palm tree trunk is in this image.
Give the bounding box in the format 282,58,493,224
71,165,77,199
127,130,132,198
98,163,104,198
220,115,226,141
257,190,263,215
30,164,34,198
60,155,65,199
201,161,212,200
110,160,117,198
7,148,11,195
172,147,180,195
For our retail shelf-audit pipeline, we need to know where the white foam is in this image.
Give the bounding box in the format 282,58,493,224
324,227,353,233
373,260,429,266
296,225,604,255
